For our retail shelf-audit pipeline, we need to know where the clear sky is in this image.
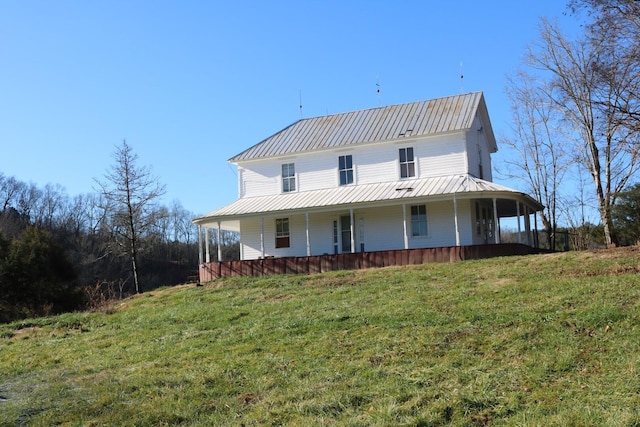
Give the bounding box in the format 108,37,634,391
1,1,580,217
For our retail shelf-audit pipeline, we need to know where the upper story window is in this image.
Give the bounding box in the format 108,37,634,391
399,147,415,178
411,205,428,237
275,218,290,248
338,155,354,185
282,163,295,193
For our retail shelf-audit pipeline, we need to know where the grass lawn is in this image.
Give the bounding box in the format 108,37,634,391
1,248,639,426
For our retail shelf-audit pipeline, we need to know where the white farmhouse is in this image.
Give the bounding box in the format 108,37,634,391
194,92,542,269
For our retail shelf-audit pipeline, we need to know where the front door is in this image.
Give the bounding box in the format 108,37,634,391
340,215,352,253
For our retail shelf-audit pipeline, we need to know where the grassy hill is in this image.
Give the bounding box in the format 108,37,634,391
1,248,639,426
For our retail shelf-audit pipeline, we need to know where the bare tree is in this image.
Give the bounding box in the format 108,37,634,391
501,70,571,249
527,18,640,246
568,1,640,131
0,173,25,211
95,141,166,293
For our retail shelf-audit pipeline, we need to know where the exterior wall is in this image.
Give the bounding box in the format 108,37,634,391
465,115,493,181
237,200,472,260
237,133,469,199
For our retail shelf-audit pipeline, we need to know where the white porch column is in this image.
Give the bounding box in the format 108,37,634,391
197,225,203,265
349,208,355,253
205,227,210,263
453,195,460,246
305,212,311,256
402,203,409,249
260,217,265,258
516,201,522,244
524,205,531,246
216,221,222,262
492,198,499,244
534,210,539,248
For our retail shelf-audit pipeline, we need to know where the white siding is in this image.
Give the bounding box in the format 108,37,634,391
465,115,493,181
237,201,476,259
239,217,262,260
238,164,281,198
236,133,470,198
296,152,340,192
416,134,467,178
357,205,405,251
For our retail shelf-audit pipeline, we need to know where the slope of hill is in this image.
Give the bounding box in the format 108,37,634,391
1,248,639,426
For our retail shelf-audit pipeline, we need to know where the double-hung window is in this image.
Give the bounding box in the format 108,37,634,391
411,205,428,237
338,155,353,185
282,163,296,193
399,147,415,178
275,218,290,248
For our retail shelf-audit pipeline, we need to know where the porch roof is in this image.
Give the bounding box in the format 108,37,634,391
194,174,543,229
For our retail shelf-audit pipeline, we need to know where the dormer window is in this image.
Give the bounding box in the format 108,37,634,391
282,163,296,193
399,147,415,178
338,155,354,185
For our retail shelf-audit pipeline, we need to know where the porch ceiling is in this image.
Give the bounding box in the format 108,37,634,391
194,174,543,228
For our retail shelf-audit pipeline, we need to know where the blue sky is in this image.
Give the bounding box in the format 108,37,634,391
1,1,580,216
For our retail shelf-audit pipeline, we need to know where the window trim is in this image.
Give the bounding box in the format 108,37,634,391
275,218,290,248
338,154,354,186
281,163,296,193
410,204,428,237
399,147,416,179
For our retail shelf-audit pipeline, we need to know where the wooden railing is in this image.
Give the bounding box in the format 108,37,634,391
198,244,541,281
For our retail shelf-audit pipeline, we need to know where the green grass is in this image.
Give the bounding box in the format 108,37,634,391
1,248,640,426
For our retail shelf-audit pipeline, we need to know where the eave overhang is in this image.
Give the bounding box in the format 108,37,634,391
193,175,543,229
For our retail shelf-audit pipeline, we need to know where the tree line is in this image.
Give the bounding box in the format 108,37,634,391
501,0,640,249
0,141,238,323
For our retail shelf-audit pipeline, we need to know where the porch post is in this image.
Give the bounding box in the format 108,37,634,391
492,198,499,244
350,208,355,253
402,203,409,249
534,210,539,248
524,205,531,246
217,221,222,262
305,212,311,256
260,217,265,258
453,194,460,246
205,227,210,263
197,225,203,265
516,201,522,244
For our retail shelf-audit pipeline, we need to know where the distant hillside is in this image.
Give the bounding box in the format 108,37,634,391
1,248,639,426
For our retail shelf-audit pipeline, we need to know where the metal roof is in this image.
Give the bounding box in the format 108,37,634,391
194,174,543,226
230,91,493,162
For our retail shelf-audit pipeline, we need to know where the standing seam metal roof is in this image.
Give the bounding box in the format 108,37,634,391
194,174,543,224
229,92,485,162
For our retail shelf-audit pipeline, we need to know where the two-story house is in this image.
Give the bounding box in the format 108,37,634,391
194,92,542,265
